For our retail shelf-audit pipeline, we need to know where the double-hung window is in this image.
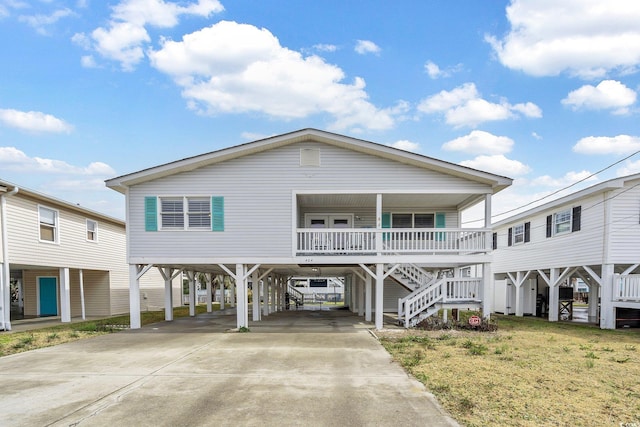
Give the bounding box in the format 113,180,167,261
86,219,98,242
513,224,525,244
391,213,435,228
160,197,211,230
39,206,58,243
554,209,572,235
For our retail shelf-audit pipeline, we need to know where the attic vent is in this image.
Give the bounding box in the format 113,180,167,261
300,148,321,167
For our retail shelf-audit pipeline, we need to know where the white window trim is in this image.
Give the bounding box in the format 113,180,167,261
38,205,60,244
159,196,211,231
86,219,98,242
553,209,572,236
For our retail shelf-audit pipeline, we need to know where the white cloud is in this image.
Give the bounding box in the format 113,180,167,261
562,80,637,114
75,0,223,71
149,21,402,132
573,135,640,155
443,130,514,155
80,55,98,68
460,154,530,176
0,147,115,175
424,60,462,79
418,83,541,128
0,108,73,133
531,132,542,140
18,8,74,35
486,0,640,78
389,140,420,152
617,159,640,176
313,44,337,52
354,39,380,55
530,170,597,187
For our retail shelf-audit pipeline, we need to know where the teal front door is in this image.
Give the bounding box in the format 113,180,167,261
38,277,58,316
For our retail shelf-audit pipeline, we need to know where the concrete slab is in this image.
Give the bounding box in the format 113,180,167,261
0,309,458,427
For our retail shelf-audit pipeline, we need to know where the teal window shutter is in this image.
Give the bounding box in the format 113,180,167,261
435,212,445,241
211,196,224,231
382,212,391,241
144,196,158,232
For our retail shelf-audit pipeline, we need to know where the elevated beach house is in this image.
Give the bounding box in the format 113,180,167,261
0,179,179,331
106,129,512,330
492,173,640,329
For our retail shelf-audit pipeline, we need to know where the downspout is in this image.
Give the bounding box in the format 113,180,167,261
1,186,19,331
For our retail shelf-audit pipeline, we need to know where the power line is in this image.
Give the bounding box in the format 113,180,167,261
463,149,640,225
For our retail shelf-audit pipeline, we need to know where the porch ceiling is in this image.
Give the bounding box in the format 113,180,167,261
297,193,480,209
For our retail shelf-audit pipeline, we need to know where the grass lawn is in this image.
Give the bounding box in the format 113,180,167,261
379,315,640,427
0,305,213,357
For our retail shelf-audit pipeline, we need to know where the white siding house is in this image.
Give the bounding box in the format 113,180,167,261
0,179,179,331
106,129,512,330
491,174,640,329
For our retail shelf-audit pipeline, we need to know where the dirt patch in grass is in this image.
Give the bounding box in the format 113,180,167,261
379,315,640,427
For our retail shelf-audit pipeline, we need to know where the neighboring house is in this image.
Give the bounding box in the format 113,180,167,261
0,179,180,331
492,174,640,329
105,128,512,330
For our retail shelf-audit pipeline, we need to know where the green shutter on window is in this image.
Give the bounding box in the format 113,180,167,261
144,196,158,232
211,196,224,231
381,212,390,241
435,212,445,241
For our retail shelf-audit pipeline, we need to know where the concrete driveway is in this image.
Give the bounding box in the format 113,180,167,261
0,309,458,427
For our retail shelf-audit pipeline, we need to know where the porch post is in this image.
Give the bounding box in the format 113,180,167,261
262,274,270,317
600,264,615,329
376,193,382,255
375,263,384,330
365,274,372,322
129,264,141,329
252,270,260,321
482,262,492,318
271,275,277,313
548,268,559,322
79,269,86,320
206,273,213,313
59,267,71,323
230,276,236,308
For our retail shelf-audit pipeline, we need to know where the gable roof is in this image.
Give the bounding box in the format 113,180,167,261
0,178,124,226
105,128,512,194
493,173,640,228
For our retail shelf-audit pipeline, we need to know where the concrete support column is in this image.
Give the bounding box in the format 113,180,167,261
548,268,559,322
375,263,384,330
164,268,174,321
482,262,492,318
588,283,599,323
236,264,246,328
358,276,364,317
79,269,86,320
59,267,71,323
230,277,236,308
252,270,260,321
129,264,141,329
364,275,372,322
188,272,196,317
600,264,615,329
271,275,277,313
262,275,270,317
219,276,225,310
206,273,213,313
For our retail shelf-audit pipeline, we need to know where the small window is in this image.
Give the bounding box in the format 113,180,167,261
187,198,211,229
554,209,572,235
414,214,435,228
86,219,98,242
392,214,412,228
160,198,184,229
39,206,58,243
513,224,525,244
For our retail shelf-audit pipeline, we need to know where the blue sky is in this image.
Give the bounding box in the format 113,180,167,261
1,0,639,222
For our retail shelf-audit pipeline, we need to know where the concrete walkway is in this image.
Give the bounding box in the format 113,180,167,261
0,309,458,427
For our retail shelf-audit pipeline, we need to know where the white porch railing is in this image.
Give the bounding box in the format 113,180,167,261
296,228,491,255
398,277,482,327
614,274,640,301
